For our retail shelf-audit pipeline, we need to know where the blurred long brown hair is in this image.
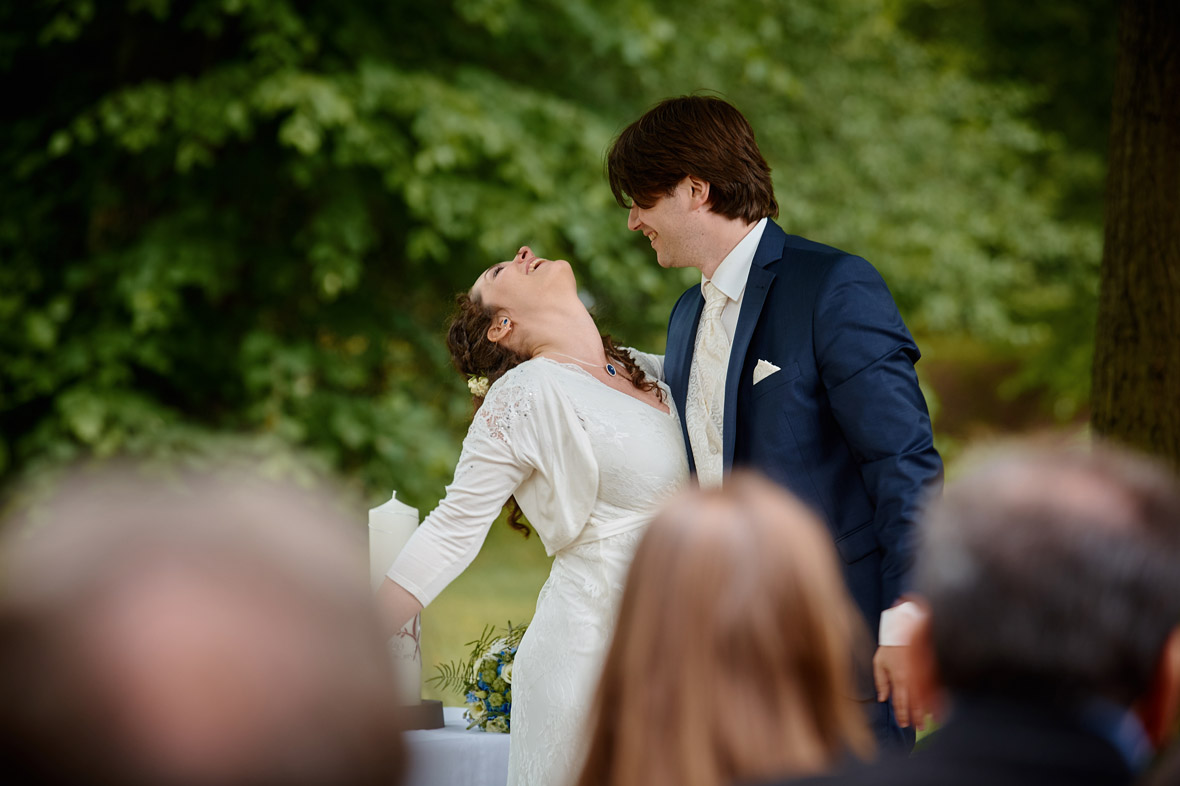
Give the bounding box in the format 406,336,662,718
575,473,873,786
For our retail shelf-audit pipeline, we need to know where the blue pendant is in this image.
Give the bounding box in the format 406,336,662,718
606,363,617,377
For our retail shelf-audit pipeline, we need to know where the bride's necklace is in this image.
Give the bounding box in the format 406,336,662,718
547,351,618,377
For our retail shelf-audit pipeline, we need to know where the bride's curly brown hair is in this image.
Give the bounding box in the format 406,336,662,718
446,291,663,536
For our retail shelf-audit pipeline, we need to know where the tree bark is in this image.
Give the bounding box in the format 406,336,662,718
1091,0,1180,469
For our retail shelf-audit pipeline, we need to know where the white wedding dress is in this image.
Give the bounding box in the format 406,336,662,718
388,353,688,786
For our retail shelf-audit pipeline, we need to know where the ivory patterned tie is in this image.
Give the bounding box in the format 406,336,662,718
686,280,729,489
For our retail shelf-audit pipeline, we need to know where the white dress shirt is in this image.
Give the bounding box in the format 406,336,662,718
702,217,767,344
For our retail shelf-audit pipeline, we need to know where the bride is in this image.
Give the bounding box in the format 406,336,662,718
376,246,688,786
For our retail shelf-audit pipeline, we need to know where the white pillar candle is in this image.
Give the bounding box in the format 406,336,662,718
369,491,422,704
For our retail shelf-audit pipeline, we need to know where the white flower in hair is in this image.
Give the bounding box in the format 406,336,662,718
467,375,490,397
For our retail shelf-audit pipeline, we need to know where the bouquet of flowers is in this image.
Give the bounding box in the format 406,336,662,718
429,621,528,732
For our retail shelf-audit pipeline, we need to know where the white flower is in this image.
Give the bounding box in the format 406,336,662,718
500,662,512,685
466,701,487,724
467,375,490,397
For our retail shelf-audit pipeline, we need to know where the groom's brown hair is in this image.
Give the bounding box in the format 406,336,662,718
607,95,778,223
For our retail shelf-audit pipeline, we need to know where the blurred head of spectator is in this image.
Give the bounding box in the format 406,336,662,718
912,440,1180,743
0,466,405,786
757,440,1180,786
576,472,873,786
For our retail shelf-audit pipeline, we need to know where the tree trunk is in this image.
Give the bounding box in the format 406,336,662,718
1091,0,1180,469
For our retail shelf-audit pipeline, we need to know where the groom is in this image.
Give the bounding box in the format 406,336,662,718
607,96,943,752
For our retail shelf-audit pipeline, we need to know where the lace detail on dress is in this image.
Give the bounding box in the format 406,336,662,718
474,370,538,446
622,346,666,383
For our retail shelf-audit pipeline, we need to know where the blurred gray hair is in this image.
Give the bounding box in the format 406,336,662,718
916,439,1180,705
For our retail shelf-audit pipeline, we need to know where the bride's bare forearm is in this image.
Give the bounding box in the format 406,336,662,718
375,577,424,639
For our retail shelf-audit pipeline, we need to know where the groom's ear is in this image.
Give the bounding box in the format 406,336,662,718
686,175,711,211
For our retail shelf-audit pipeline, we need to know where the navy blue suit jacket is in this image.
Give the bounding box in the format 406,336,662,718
664,221,943,643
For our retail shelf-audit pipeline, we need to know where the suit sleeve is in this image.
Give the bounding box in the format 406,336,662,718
813,255,943,609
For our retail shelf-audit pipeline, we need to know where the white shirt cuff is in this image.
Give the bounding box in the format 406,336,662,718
878,601,926,647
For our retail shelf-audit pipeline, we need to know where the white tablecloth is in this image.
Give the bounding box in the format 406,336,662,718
403,706,510,786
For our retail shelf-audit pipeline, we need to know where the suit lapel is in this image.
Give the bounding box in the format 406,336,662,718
667,289,704,474
722,222,785,470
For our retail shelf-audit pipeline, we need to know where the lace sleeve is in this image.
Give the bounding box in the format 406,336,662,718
623,347,665,382
387,370,541,607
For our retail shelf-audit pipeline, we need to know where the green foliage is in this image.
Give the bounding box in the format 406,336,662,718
428,658,472,701
0,0,1108,508
429,622,524,697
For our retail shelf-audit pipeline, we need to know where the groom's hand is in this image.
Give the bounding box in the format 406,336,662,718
873,645,923,729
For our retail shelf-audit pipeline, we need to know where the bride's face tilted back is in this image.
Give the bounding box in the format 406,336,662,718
470,246,584,354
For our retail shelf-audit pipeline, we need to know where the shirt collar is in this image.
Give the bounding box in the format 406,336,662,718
702,217,768,303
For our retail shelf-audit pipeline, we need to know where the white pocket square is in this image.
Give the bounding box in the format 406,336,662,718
753,359,781,385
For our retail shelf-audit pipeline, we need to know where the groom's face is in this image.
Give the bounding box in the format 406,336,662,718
625,178,701,271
